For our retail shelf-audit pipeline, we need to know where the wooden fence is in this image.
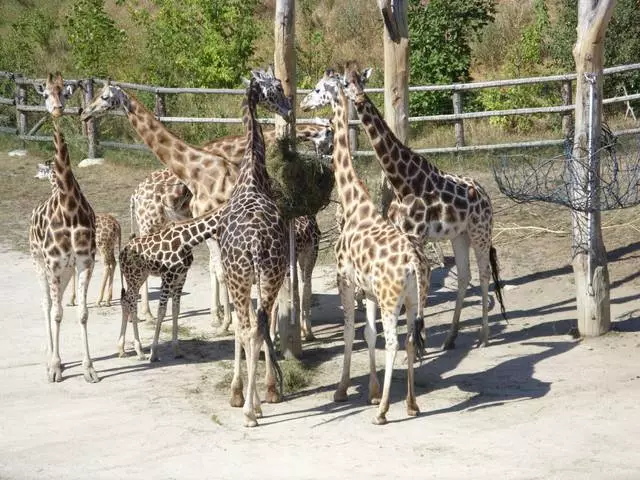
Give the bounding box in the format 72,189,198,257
1,63,639,158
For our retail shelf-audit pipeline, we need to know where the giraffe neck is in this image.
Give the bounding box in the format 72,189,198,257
234,82,270,194
125,95,213,186
354,93,438,196
51,126,81,197
332,89,374,219
175,207,222,250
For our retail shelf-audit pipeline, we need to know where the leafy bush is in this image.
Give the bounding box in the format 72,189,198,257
130,0,260,88
408,0,496,116
65,0,127,76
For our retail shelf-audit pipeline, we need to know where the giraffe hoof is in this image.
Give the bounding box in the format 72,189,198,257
333,389,348,402
254,406,263,418
230,392,245,408
83,367,100,383
369,396,381,406
47,364,63,383
148,353,159,363
407,403,420,417
265,387,281,404
244,417,258,428
303,333,316,342
118,350,127,358
372,415,388,426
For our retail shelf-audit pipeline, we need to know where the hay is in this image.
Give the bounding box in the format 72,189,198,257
266,136,334,219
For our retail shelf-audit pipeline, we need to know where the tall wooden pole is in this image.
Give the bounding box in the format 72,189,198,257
378,0,409,216
570,0,616,336
274,0,301,359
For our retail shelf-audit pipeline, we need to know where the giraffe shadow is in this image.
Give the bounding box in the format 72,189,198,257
58,335,237,382
264,331,576,426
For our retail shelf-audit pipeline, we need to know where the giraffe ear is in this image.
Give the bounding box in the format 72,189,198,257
34,83,46,96
241,77,250,87
362,68,373,83
266,65,274,77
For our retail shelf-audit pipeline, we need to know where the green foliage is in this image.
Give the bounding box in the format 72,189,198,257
130,0,260,88
408,0,496,116
476,0,558,132
65,0,127,76
550,0,640,96
0,9,56,72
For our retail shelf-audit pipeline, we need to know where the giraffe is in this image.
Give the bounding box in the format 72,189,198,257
129,169,193,321
301,70,431,425
29,124,99,383
343,63,506,349
216,67,291,427
117,208,223,362
34,72,77,118
34,163,123,308
80,82,237,333
129,123,331,324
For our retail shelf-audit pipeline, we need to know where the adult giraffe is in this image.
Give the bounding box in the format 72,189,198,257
343,63,506,349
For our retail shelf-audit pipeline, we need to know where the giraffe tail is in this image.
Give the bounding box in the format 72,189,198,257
410,259,427,362
129,194,137,241
489,245,507,321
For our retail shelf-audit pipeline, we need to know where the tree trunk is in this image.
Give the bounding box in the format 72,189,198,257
378,0,409,217
570,0,616,337
274,0,301,359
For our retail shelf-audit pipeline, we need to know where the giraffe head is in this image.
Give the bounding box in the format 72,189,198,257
299,69,344,111
34,72,77,119
243,66,292,120
80,82,130,121
342,63,373,103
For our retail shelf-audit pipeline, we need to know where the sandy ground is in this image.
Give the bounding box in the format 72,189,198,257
2,236,640,480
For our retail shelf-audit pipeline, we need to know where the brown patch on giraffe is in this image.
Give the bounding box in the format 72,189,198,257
445,205,458,224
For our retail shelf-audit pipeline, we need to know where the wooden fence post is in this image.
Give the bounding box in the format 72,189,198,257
15,76,27,136
154,92,166,117
83,78,98,158
453,91,465,148
561,79,573,140
347,99,358,152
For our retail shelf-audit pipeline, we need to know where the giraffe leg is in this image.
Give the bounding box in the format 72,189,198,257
76,258,99,383
117,295,129,357
105,260,115,306
373,309,399,425
229,324,245,407
404,298,419,417
68,265,77,306
243,323,262,427
364,297,381,404
171,278,185,359
208,240,232,331
33,257,53,358
149,287,169,363
96,262,109,307
299,253,315,341
140,280,155,322
335,278,355,402
474,246,492,348
48,267,71,382
443,234,471,350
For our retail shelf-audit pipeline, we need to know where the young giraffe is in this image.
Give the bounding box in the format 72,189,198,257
216,67,290,427
34,72,77,119
35,163,123,308
80,83,236,332
301,70,430,425
130,123,331,324
117,208,223,362
343,64,506,349
29,125,99,383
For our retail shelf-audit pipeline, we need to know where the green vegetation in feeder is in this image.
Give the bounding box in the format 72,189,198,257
266,136,334,219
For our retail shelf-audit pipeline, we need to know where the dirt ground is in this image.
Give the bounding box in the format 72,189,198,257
2,146,640,479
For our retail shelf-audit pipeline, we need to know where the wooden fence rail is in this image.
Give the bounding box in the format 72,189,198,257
0,63,639,157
